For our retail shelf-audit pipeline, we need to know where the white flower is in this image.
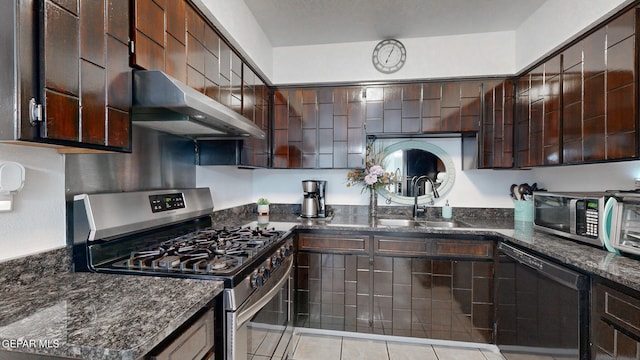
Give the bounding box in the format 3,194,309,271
369,165,384,176
364,174,378,185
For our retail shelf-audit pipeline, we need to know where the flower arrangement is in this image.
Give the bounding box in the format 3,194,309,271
346,144,395,192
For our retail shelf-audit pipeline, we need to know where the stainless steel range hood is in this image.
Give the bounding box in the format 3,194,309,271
132,70,265,139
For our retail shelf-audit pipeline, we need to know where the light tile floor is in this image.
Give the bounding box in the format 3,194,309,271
250,327,572,360
287,332,506,360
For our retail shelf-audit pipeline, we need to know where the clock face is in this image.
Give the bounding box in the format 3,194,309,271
372,39,406,74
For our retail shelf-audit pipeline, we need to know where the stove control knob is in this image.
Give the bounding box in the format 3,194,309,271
250,271,264,288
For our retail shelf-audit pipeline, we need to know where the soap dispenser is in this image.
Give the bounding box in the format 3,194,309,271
442,200,452,219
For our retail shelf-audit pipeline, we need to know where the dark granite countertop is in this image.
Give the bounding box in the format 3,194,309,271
5,207,640,359
238,211,640,293
0,248,224,360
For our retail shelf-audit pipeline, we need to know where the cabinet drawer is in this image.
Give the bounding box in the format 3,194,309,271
149,308,214,360
374,235,429,255
298,233,369,254
595,282,640,339
434,239,494,259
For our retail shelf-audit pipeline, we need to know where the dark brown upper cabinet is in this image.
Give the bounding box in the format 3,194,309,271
479,79,514,169
365,81,481,135
131,0,253,118
515,56,561,168
515,6,638,168
131,0,271,166
272,86,365,169
240,66,270,167
17,0,132,151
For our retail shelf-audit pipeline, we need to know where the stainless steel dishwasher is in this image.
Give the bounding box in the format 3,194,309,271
495,242,590,360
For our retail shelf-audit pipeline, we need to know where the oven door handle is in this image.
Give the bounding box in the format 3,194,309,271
235,260,292,328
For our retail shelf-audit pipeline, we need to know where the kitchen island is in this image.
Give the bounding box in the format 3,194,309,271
0,248,224,360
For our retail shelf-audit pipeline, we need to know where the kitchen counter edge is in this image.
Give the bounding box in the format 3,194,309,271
0,248,224,360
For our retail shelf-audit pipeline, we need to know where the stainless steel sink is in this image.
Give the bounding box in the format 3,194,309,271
375,218,418,227
417,220,457,228
375,218,458,228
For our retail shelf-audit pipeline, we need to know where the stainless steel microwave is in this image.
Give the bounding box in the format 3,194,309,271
533,192,612,248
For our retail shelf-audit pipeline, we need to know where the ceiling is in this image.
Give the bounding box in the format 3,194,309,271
243,0,548,47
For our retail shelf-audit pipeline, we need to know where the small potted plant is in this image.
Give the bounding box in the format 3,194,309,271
256,198,270,215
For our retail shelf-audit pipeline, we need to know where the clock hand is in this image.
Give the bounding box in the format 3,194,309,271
385,48,394,64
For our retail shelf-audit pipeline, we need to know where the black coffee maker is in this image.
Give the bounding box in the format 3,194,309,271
301,180,327,218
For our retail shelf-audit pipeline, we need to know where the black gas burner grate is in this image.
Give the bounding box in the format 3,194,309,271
110,225,282,275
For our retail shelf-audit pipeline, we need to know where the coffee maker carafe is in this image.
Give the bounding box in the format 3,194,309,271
301,180,327,218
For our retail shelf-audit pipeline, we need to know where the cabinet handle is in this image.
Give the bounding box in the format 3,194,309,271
29,98,42,126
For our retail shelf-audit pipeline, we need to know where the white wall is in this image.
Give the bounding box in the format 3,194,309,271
515,0,633,71
202,147,640,210
201,0,634,85
196,165,255,209
248,138,532,209
532,161,640,192
272,31,515,84
0,144,65,262
200,0,274,81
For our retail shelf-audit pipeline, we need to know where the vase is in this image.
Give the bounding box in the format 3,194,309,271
257,204,269,215
369,188,378,218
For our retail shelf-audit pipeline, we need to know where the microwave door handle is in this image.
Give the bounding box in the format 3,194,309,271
569,199,578,234
602,197,621,254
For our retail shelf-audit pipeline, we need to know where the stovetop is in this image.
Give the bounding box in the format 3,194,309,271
106,225,287,276
72,189,297,292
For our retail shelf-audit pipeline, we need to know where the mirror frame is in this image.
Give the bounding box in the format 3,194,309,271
378,140,456,205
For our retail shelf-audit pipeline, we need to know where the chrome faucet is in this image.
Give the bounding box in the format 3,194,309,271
412,175,440,218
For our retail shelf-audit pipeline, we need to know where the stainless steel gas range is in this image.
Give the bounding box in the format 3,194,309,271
70,188,295,360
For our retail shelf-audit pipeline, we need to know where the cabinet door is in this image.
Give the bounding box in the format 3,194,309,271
480,79,514,169
132,0,165,71
38,0,131,151
373,235,429,256
295,251,370,332
273,86,365,169
239,67,269,167
514,6,637,167
605,9,636,160
591,280,640,358
543,55,561,165
515,75,531,167
433,239,494,258
366,81,480,135
42,0,80,142
562,42,585,164
297,233,369,254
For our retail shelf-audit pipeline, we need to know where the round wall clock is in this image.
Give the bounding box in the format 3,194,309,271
372,39,406,74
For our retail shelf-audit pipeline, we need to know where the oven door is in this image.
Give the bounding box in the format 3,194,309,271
226,258,293,360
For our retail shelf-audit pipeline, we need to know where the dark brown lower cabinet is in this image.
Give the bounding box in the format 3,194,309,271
295,232,495,343
591,278,640,359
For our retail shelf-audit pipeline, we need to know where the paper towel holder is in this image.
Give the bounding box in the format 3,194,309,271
0,161,26,211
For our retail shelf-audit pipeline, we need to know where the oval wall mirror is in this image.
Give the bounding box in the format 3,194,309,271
377,140,456,205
